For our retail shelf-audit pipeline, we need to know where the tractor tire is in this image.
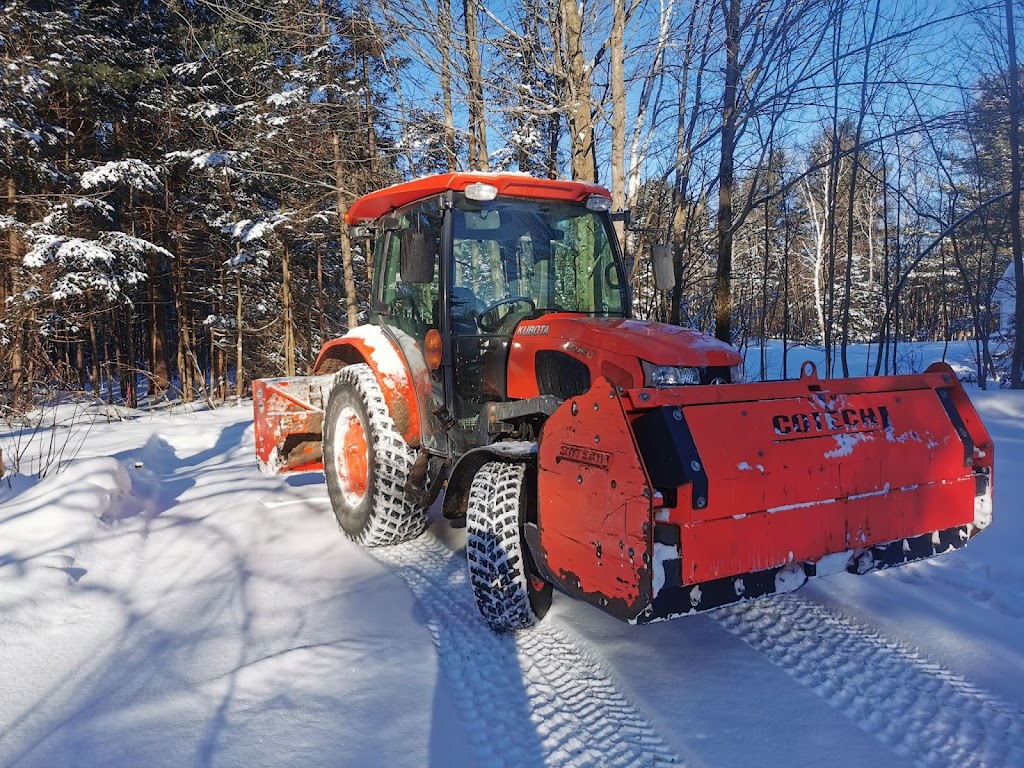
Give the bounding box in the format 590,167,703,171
322,363,426,547
466,461,553,632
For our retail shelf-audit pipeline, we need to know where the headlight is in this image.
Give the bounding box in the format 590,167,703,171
730,363,744,383
642,362,700,387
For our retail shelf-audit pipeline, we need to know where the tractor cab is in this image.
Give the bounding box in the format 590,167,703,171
361,176,629,451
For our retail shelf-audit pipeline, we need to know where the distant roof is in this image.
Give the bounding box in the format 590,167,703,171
345,173,611,224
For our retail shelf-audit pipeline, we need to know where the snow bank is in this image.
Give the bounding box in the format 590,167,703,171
1,344,1022,767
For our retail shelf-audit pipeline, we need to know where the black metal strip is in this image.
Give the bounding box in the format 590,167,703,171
637,523,979,624
631,405,709,510
935,387,975,467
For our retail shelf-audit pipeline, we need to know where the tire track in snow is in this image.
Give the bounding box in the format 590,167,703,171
715,595,1024,768
373,534,682,768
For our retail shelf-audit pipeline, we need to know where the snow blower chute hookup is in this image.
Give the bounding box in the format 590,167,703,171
252,173,994,632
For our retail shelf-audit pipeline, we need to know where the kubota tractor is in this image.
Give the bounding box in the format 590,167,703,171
253,173,994,632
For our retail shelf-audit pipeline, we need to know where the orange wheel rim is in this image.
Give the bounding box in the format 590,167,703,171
335,407,369,504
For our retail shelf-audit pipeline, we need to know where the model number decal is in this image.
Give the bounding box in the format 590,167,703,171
564,342,595,358
557,444,611,469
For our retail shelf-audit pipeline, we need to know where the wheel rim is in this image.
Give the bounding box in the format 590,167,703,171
334,406,369,506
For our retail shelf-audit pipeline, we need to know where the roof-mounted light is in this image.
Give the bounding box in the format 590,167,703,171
586,194,612,212
464,182,498,202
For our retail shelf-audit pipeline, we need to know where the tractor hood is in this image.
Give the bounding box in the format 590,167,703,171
504,314,743,400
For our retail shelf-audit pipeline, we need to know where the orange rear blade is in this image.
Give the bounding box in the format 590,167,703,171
534,362,993,623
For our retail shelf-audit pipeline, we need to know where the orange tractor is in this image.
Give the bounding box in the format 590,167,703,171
253,173,994,631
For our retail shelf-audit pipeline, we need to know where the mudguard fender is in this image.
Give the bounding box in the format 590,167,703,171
441,442,538,520
314,325,431,448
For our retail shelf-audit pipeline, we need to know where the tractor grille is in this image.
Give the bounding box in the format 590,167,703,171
535,351,591,400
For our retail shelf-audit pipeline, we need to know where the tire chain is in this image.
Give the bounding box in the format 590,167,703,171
374,534,682,768
335,364,425,547
716,594,1024,768
466,462,535,631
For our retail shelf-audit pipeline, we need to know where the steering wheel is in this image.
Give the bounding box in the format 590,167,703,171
477,296,536,332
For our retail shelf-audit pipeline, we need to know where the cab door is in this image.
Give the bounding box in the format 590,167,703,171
448,205,538,442
372,198,444,451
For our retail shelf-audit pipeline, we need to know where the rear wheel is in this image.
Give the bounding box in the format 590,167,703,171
322,363,426,547
466,461,553,631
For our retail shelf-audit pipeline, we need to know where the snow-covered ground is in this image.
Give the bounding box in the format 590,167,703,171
1,342,1022,768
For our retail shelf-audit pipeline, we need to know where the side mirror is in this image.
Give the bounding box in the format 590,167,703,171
399,230,436,284
650,244,675,291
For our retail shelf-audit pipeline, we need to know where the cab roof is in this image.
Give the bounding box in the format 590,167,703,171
345,173,612,225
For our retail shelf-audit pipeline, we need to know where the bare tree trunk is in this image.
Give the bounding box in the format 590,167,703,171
5,166,22,407
10,332,24,407
235,264,243,399
359,52,378,184
463,0,488,170
120,305,138,408
109,326,119,404
1007,0,1024,388
840,0,881,378
75,342,85,387
669,3,708,327
627,0,676,204
559,0,597,182
316,240,325,346
715,0,740,343
820,7,845,377
610,0,627,230
210,319,219,402
874,142,892,376
760,185,770,381
333,133,360,329
781,193,792,379
4,170,14,306
282,240,295,376
172,252,194,401
147,266,171,396
87,303,101,397
439,0,457,171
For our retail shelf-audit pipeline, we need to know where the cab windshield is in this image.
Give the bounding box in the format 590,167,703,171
451,197,627,317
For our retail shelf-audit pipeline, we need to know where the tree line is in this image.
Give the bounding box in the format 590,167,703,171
1,0,1022,412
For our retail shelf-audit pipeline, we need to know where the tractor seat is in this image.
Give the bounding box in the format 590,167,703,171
451,287,484,335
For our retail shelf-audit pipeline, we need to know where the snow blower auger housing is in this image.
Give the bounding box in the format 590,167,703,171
252,172,994,631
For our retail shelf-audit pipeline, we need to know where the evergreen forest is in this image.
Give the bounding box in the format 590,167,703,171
2,0,1023,409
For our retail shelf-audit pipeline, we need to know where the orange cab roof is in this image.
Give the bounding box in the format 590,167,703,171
345,173,612,224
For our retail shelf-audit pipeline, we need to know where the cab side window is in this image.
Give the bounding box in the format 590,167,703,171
380,199,441,339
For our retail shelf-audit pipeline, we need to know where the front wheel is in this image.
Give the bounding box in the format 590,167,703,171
322,363,426,547
466,461,552,631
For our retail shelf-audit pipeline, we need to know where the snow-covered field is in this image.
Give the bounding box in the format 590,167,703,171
2,342,1023,768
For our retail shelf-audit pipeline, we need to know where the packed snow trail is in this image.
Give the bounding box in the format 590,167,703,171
716,595,1024,768
373,533,682,768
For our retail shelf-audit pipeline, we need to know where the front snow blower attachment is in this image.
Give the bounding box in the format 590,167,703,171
530,361,993,624
253,375,334,476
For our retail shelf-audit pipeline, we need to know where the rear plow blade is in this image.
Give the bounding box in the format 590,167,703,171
533,362,993,624
253,375,334,476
